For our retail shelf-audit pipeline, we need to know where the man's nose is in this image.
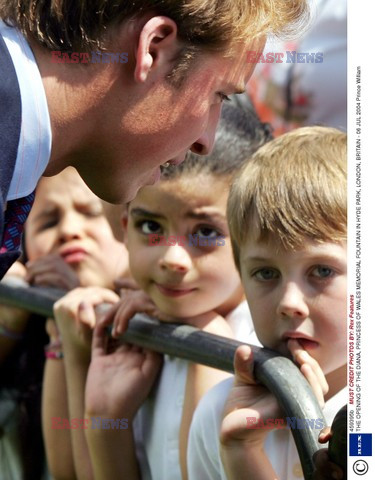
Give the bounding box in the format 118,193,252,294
276,282,309,320
190,105,222,156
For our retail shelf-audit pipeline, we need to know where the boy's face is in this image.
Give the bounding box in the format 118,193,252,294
25,169,128,288
124,175,244,320
239,237,347,375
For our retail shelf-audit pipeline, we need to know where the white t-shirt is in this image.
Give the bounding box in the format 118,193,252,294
0,21,51,200
133,301,260,480
187,377,346,480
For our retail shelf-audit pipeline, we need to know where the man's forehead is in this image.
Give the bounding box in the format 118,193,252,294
218,39,265,89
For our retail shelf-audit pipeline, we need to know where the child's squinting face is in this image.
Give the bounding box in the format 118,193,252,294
126,175,244,320
239,237,347,375
25,169,128,288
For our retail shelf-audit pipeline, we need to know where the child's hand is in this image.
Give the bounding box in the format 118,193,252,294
221,345,283,446
0,262,30,330
103,288,173,338
26,253,80,290
113,276,140,294
221,341,329,446
54,287,119,357
287,339,329,408
0,263,30,363
85,318,162,420
312,428,344,480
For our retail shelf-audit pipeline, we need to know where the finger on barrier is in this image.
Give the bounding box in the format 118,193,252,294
0,279,329,479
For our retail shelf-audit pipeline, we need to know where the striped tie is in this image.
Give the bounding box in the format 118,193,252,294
0,191,35,253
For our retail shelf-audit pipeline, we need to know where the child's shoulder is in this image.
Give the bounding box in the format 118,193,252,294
226,300,262,345
194,376,234,425
188,377,235,480
323,387,346,425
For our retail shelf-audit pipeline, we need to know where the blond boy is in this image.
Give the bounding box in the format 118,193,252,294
188,126,347,480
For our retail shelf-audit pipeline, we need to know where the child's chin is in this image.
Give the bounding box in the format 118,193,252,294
152,300,192,321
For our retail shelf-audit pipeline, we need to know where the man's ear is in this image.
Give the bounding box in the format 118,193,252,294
134,16,179,83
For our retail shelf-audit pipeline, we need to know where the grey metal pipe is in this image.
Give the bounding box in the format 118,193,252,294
0,279,328,479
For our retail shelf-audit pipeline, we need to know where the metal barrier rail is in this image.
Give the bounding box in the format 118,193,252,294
0,278,330,480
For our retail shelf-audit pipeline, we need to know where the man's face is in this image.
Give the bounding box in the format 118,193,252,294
79,42,261,203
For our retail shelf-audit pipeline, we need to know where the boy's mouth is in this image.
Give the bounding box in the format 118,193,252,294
282,332,320,351
155,283,197,298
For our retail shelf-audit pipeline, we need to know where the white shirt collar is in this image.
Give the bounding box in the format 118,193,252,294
0,21,52,200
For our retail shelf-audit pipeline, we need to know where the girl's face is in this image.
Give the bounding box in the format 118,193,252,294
125,174,244,321
25,168,128,288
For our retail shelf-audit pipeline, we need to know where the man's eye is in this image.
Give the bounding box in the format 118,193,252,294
252,268,279,281
218,92,231,103
139,220,162,235
310,265,334,279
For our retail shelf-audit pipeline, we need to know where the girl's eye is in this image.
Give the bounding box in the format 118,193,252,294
84,208,103,218
139,220,162,235
195,227,220,239
77,202,103,218
37,213,60,232
38,218,58,231
81,210,102,219
252,268,279,281
310,265,334,279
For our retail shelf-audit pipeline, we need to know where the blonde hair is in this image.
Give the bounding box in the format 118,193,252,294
227,126,347,270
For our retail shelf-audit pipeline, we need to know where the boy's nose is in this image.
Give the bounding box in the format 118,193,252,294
158,245,192,274
276,282,309,320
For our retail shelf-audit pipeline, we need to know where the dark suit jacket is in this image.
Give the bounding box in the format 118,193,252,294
0,31,22,279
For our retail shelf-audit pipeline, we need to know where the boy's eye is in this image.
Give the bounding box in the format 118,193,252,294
252,268,279,281
139,220,162,235
310,265,334,279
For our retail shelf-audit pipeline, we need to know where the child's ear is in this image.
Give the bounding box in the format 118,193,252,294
134,16,179,83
